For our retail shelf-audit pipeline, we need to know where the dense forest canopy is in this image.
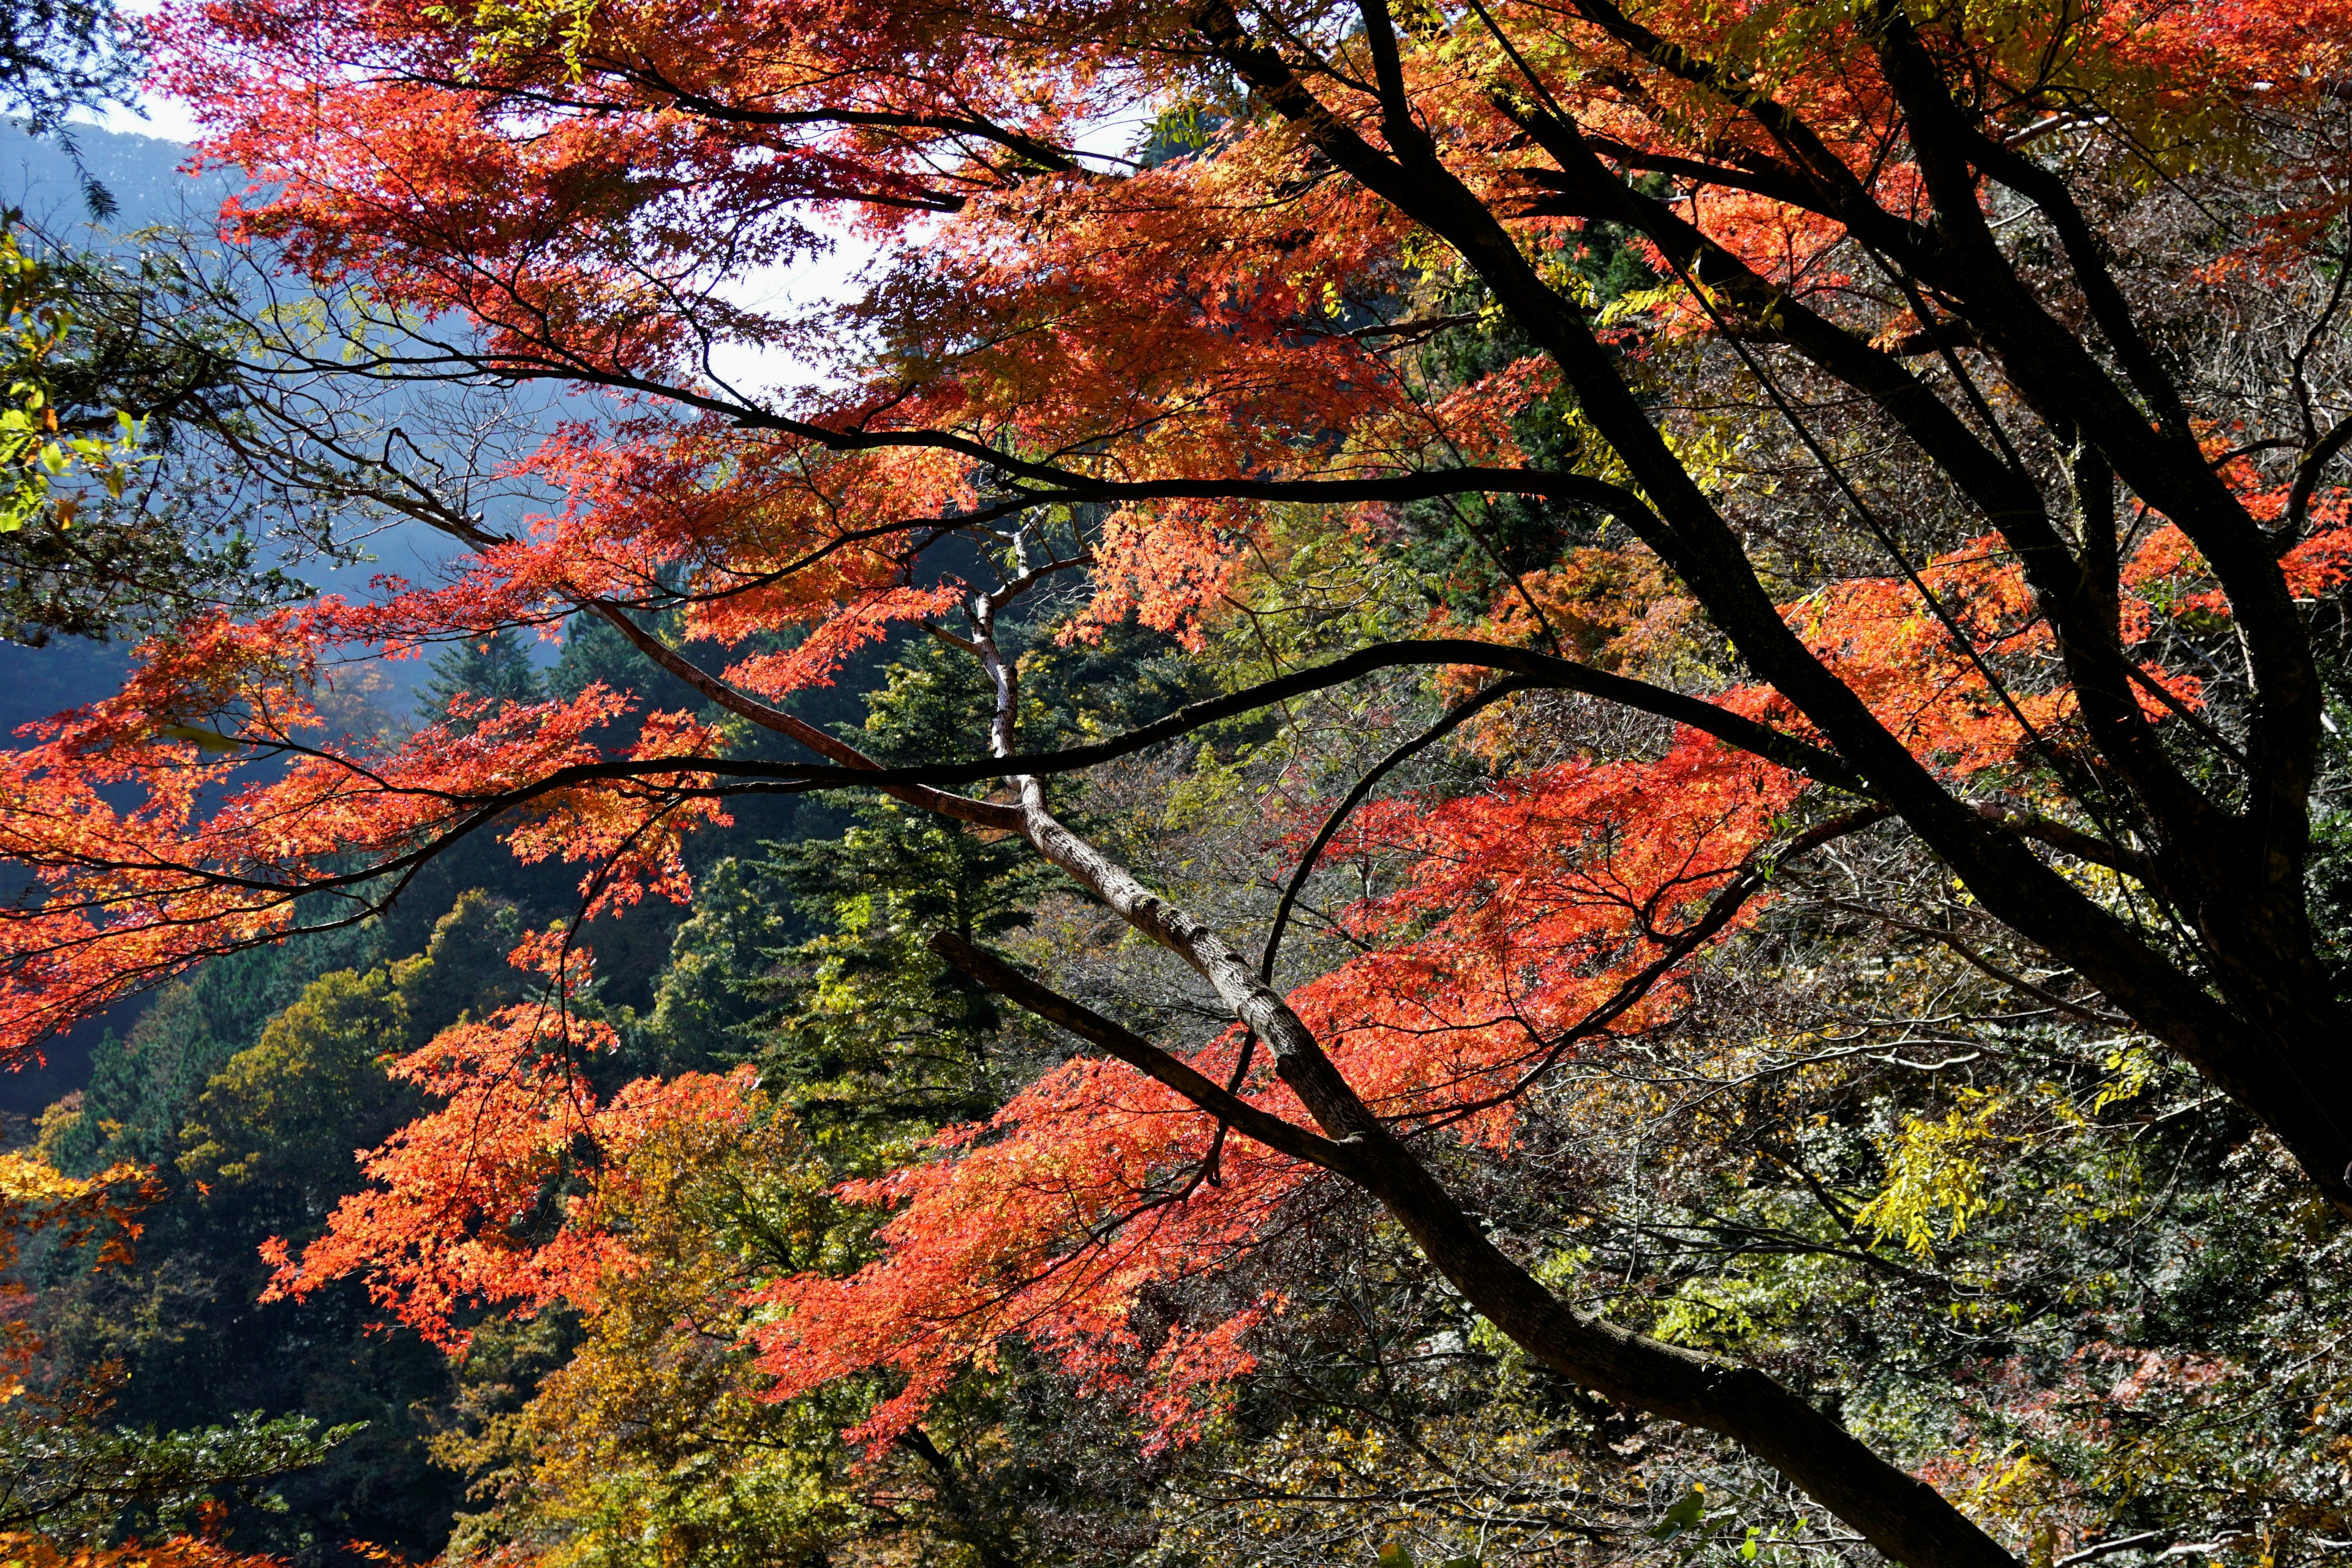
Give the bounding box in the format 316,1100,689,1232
2,0,2351,1564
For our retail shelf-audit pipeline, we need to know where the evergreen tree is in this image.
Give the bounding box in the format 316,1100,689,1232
420,628,545,731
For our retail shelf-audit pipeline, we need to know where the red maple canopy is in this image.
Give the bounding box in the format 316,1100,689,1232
4,0,2350,1561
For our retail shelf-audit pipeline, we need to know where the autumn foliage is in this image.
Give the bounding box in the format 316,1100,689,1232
6,0,2352,1561
0,1532,285,1568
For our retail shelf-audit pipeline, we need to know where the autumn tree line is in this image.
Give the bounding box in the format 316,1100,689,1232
2,0,2351,1564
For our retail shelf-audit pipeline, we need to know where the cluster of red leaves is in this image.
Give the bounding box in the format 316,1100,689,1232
0,1534,287,1568
246,706,1806,1446
0,646,728,1060
263,932,760,1349
146,0,2352,579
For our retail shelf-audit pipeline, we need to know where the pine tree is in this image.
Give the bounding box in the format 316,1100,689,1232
420,628,545,732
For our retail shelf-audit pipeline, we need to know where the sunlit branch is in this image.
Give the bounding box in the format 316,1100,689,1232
926,932,1355,1175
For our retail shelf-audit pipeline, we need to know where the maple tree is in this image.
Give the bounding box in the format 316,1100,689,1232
2,0,2350,1561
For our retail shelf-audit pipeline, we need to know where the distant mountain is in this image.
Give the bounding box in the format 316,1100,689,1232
0,121,241,739
0,116,236,233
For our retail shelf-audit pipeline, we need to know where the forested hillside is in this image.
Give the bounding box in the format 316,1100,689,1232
4,0,2352,1564
18,617,892,1558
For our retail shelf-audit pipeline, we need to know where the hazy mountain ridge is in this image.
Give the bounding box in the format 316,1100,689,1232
0,119,238,741
0,116,234,233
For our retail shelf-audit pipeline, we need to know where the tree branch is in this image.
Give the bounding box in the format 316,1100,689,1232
927,932,1356,1174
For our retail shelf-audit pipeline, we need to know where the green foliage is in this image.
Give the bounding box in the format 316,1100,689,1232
0,223,311,644
421,0,603,79
636,857,791,1075
753,821,1020,1137
41,923,382,1178
0,1406,352,1542
175,968,412,1198
0,220,151,533
1853,1090,2014,1260
421,627,546,729
1648,1486,1706,1545
548,608,637,698
653,636,1047,1139
25,897,543,1562
1012,615,1224,750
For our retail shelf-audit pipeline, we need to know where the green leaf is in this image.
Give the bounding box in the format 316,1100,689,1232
161,724,244,753
1647,1485,1707,1540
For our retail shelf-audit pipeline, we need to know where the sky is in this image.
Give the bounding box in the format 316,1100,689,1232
79,0,203,141
92,88,202,144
